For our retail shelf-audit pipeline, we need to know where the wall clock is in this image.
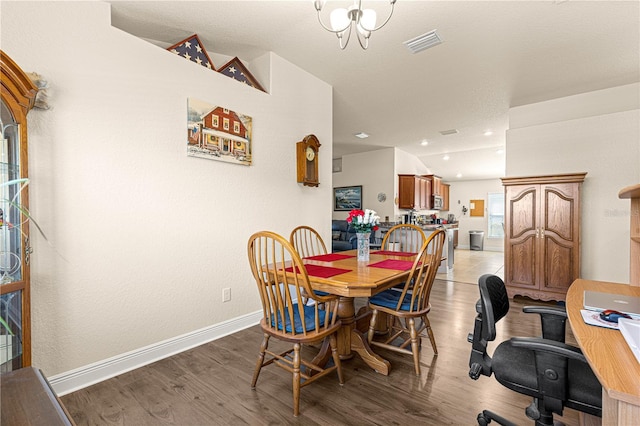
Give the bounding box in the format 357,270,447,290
377,192,387,202
296,134,321,187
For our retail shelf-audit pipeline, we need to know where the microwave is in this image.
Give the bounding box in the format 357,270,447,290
433,195,443,210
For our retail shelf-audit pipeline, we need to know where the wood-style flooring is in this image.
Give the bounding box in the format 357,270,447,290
62,250,582,425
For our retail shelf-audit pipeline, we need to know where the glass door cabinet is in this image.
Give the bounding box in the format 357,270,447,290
1,51,38,371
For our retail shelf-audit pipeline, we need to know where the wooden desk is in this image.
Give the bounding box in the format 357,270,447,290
1,367,75,425
566,279,640,425
302,250,416,375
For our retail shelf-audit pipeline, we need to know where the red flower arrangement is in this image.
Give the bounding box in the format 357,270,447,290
346,209,380,232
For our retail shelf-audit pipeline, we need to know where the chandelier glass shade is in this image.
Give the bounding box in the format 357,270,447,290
314,0,396,50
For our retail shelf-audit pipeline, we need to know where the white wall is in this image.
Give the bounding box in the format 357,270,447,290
447,179,505,251
507,83,640,284
2,1,333,378
332,148,396,221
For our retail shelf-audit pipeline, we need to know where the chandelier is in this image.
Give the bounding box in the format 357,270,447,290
314,0,397,50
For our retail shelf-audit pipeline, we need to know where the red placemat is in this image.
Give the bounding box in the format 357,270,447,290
368,259,417,271
286,264,352,278
304,253,355,262
371,250,416,257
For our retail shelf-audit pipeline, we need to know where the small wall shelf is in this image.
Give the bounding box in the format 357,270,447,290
618,183,640,286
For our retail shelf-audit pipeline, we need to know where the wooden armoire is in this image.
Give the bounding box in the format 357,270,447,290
501,173,587,301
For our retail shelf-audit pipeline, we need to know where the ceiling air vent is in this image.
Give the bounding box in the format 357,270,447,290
403,30,443,54
439,129,459,136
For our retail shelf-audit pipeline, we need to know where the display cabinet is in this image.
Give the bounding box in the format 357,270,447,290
1,51,38,371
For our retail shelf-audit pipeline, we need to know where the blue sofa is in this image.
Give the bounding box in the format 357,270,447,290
331,220,356,252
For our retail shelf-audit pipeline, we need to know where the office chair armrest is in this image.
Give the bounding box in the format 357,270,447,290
523,306,567,317
523,306,567,343
510,337,586,363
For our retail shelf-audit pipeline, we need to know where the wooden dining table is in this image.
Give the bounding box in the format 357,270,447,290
294,249,419,376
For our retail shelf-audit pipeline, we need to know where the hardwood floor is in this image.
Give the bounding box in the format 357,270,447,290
62,250,581,425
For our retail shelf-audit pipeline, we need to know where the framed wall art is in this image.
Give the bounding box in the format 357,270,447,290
334,186,362,211
187,98,253,166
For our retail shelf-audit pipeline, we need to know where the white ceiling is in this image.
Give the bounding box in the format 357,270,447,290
108,0,640,181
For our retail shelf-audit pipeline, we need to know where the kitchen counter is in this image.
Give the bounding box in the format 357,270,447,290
378,222,458,230
418,223,458,230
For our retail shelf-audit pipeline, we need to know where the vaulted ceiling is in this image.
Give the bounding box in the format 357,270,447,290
108,0,640,181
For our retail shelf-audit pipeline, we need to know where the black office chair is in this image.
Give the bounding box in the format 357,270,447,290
467,274,602,426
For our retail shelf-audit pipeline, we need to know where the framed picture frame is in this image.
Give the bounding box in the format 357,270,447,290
334,186,362,211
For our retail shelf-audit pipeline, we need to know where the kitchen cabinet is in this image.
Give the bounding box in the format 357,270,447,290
398,174,431,210
442,183,450,211
425,175,442,195
501,173,586,301
1,51,39,370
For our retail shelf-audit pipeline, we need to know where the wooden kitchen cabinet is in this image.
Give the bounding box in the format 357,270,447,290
501,173,586,301
442,183,450,211
398,174,431,210
425,175,442,195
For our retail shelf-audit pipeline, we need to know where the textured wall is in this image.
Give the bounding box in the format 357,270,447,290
506,84,640,283
2,1,333,376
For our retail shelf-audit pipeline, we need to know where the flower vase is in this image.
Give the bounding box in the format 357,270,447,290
356,232,371,262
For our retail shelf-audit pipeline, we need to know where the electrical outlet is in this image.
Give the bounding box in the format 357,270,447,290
222,287,231,302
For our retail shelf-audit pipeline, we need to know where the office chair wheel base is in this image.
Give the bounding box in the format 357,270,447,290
526,401,541,420
477,410,518,426
477,412,491,426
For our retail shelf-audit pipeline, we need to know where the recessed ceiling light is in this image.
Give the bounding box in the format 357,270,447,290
456,173,463,178
484,130,493,136
354,132,369,139
443,155,450,160
421,139,429,146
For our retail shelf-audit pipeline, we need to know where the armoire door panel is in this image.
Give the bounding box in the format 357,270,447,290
509,188,537,239
543,238,575,290
508,237,537,288
543,185,577,242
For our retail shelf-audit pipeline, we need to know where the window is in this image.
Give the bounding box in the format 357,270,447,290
212,115,219,127
223,118,229,131
233,121,240,134
488,192,504,238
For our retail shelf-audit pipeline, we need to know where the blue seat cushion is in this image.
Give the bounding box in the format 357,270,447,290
270,303,328,333
370,289,416,311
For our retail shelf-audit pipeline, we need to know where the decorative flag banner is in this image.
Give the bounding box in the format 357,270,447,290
217,57,265,92
167,34,214,71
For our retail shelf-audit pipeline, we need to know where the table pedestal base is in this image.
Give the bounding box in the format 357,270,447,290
312,296,391,375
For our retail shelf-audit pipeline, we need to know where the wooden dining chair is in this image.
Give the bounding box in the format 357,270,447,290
289,225,330,305
247,231,343,416
381,223,426,253
367,228,446,375
289,225,327,258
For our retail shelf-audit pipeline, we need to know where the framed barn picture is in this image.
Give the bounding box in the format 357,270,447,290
334,186,362,211
187,98,253,166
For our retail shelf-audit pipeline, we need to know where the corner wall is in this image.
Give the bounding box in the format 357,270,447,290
1,1,333,380
332,148,396,221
